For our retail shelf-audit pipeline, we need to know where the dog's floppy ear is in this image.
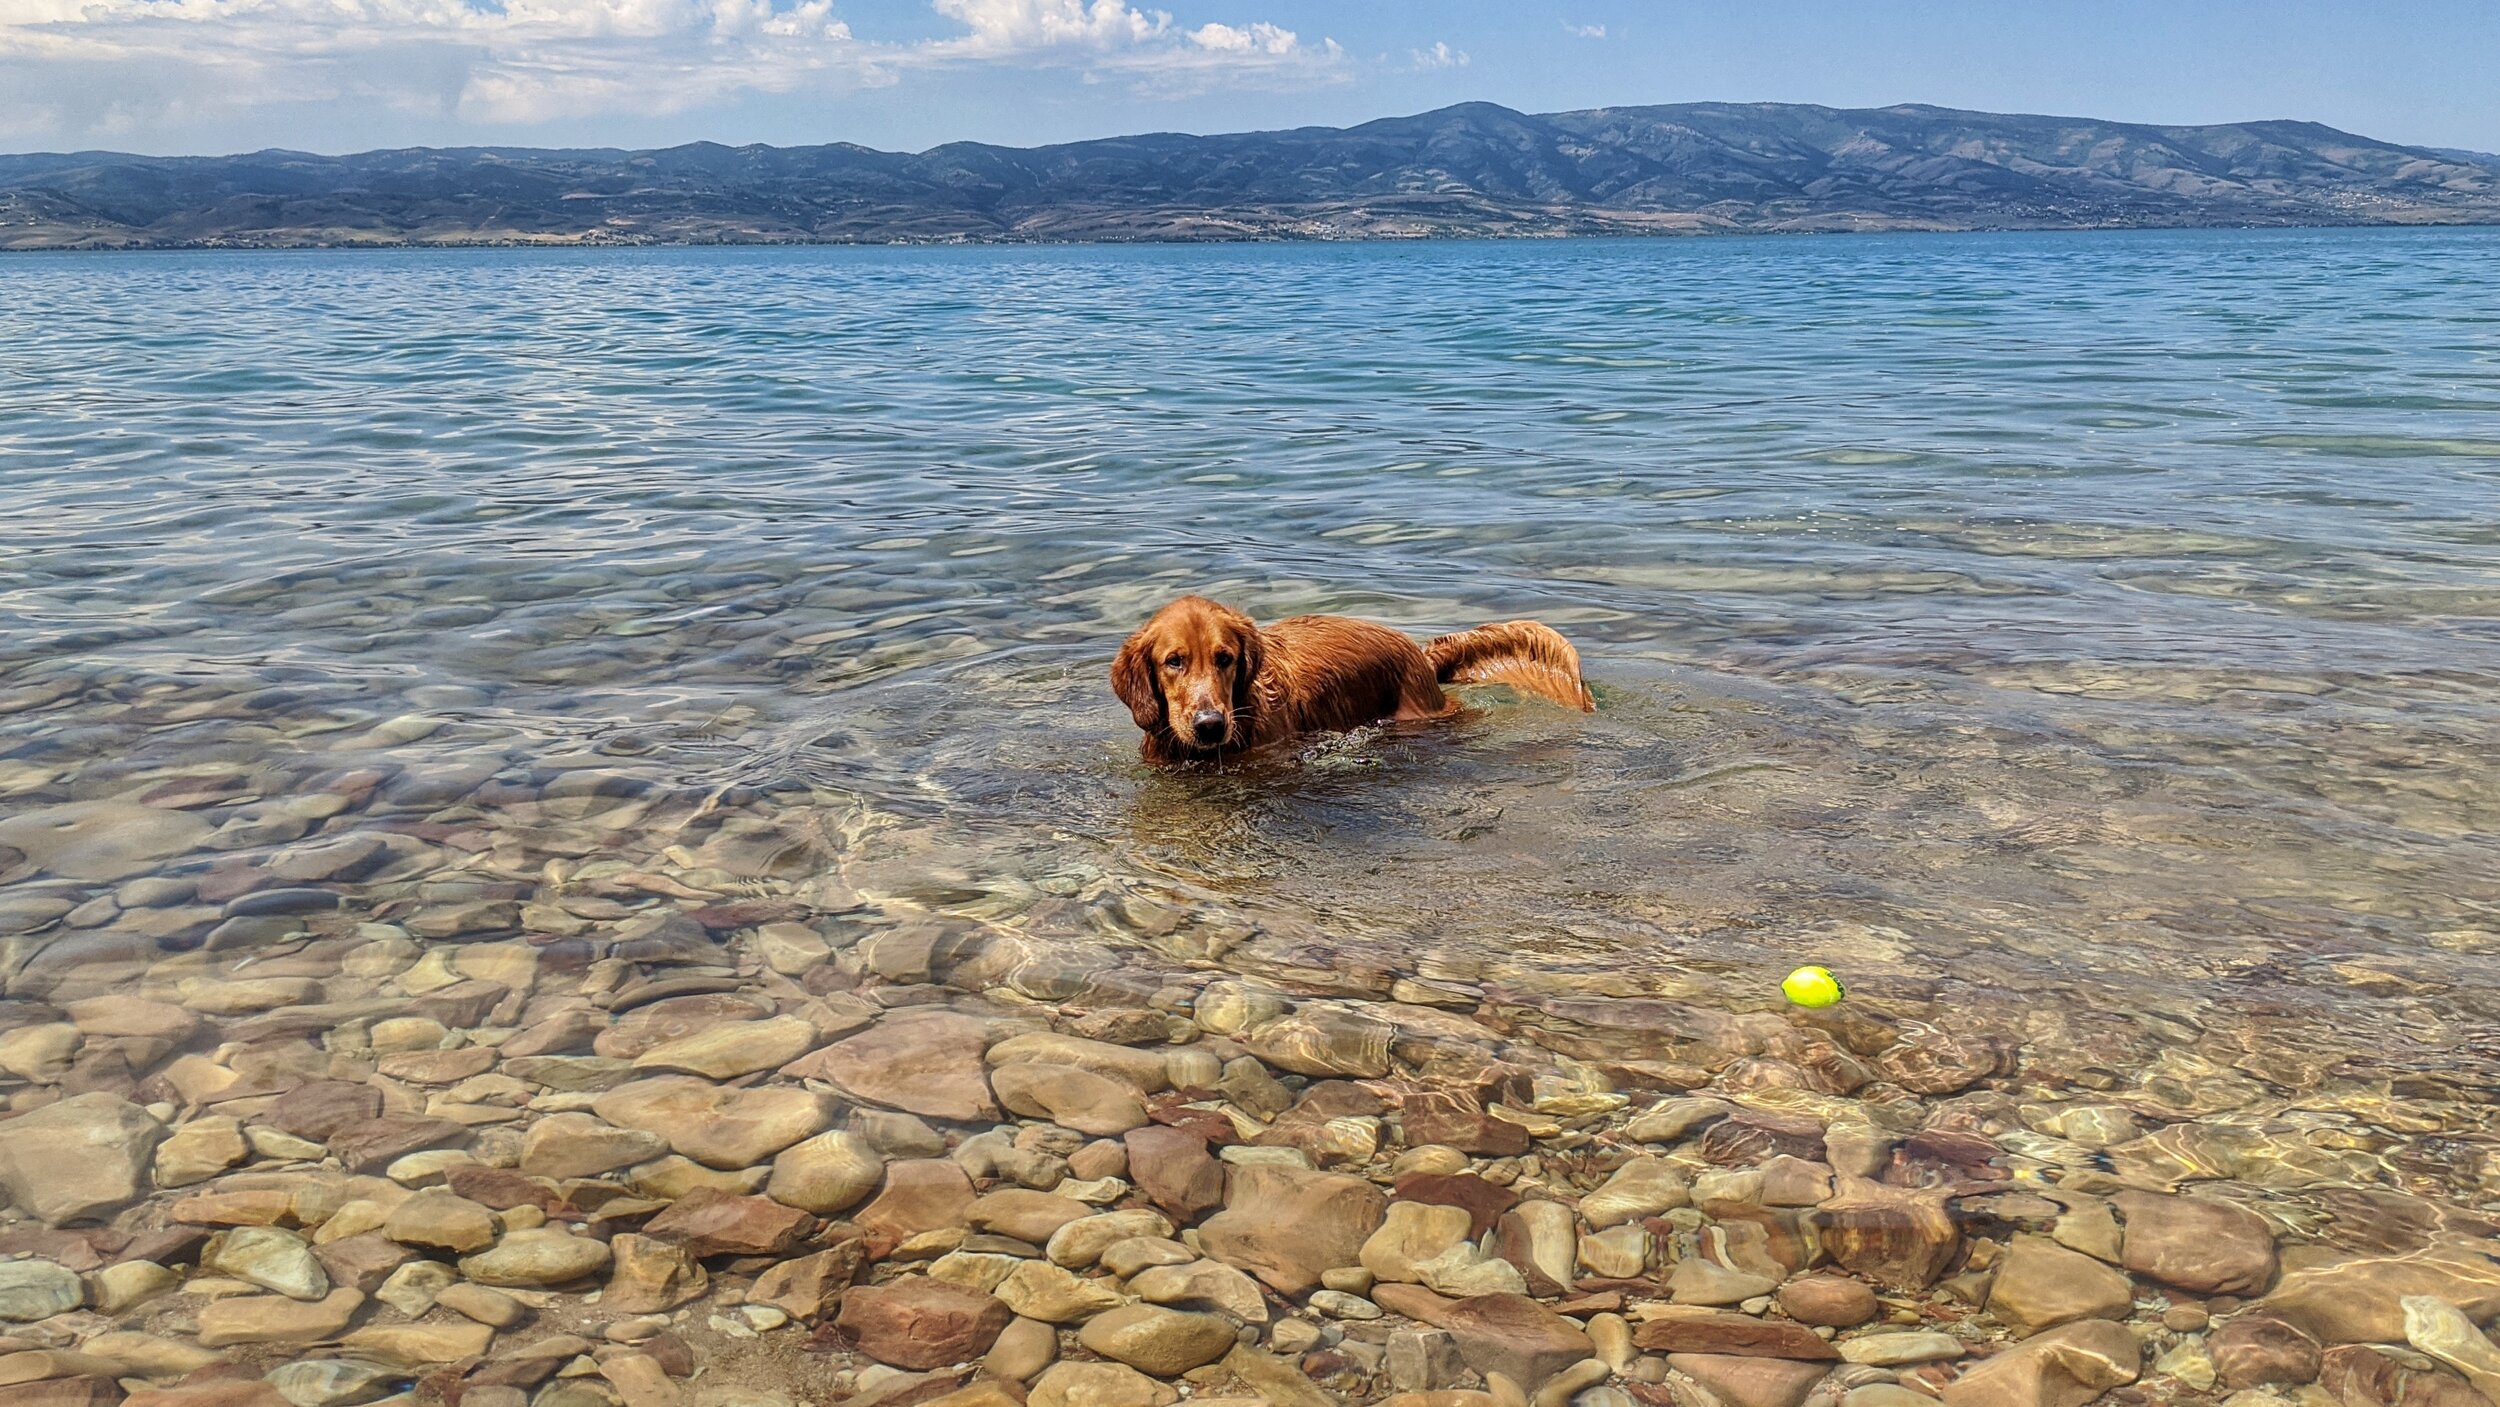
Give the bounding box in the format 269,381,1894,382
1225,613,1265,714
1110,630,1165,732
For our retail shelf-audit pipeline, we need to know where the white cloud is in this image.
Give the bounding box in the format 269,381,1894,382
1409,40,1466,70
1565,22,1606,40
1188,20,1297,56
0,0,1346,144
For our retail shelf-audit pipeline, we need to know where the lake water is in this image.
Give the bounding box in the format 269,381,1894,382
2,228,2499,1391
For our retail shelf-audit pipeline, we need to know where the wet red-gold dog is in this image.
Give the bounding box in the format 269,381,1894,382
1112,595,1594,763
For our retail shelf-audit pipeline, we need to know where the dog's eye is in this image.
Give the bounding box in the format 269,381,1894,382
1213,651,1233,668
1163,655,1184,670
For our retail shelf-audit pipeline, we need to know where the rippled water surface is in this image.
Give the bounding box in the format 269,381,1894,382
3,229,2499,1188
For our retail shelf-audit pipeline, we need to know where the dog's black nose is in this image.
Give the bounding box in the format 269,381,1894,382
1189,710,1226,742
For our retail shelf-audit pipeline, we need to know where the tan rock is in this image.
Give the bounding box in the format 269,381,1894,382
67,1330,221,1381
1078,1304,1238,1375
1127,1258,1270,1324
339,1321,497,1367
749,1242,866,1323
1439,1293,1595,1391
1776,1274,1878,1328
984,1315,1059,1382
995,1259,1124,1323
1938,1319,2141,1407
1047,1209,1176,1270
458,1226,612,1286
590,1078,834,1170
195,1289,364,1348
991,1063,1150,1137
968,1188,1094,1244
765,1130,884,1215
0,1092,164,1226
1579,1158,1688,1228
605,1234,708,1314
1363,1202,1475,1284
1986,1235,2134,1336
382,1189,498,1253
435,1282,527,1328
2264,1244,2500,1344
1029,1362,1176,1407
202,1227,327,1300
631,1015,821,1080
2112,1191,2277,1295
519,1112,669,1179
986,1033,1171,1092
856,1158,976,1247
781,1010,1000,1123
91,1260,181,1315
1199,1163,1386,1296
1664,1354,1831,1407
152,1117,249,1188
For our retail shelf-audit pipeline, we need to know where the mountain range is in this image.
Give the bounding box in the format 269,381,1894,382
6,100,2498,250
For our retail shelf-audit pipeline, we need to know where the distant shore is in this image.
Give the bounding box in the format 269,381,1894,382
8,98,2498,251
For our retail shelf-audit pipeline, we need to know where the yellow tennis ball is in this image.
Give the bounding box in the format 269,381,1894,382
1782,965,1845,1009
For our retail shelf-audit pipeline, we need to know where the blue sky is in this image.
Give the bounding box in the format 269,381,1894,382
2,0,2495,157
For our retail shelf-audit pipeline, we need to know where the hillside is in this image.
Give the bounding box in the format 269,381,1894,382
5,100,2497,249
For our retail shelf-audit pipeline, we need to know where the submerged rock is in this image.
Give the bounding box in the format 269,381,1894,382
1198,1163,1387,1296
0,1092,164,1226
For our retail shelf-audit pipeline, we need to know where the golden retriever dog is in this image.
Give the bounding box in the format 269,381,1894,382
1112,595,1593,763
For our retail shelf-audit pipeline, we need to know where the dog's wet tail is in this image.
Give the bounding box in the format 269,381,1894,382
1425,620,1595,712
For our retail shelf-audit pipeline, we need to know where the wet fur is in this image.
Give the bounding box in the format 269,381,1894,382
1112,596,1593,764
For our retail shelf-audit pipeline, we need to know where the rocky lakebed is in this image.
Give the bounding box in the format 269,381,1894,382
0,740,2495,1407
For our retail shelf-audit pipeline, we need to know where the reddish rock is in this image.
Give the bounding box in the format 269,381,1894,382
468,1336,594,1388
0,1380,122,1407
643,1186,814,1258
1895,1129,2009,1185
836,1277,1012,1371
1123,1126,1223,1223
410,979,512,1029
2210,1316,2323,1391
328,1114,472,1173
445,1165,563,1212
312,1231,415,1293
1633,1309,1838,1360
1392,1173,1519,1240
1398,1088,1530,1156
122,1387,287,1407
1699,1111,1827,1165
1813,1176,1961,1289
2113,1191,2278,1295
1874,1030,2011,1095
1663,1354,1831,1407
855,1159,976,1253
1439,1293,1596,1391
1197,1164,1386,1297
1371,1281,1459,1326
1775,1274,1879,1328
262,1081,381,1141
2319,1344,2487,1407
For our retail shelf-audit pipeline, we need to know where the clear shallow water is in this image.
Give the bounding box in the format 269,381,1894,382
2,229,2498,1192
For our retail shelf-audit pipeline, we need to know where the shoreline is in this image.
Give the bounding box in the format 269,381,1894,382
9,214,2500,254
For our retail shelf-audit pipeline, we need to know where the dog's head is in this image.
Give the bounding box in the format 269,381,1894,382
1112,595,1264,755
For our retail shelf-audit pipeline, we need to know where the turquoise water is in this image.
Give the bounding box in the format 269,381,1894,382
2,229,2498,1147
